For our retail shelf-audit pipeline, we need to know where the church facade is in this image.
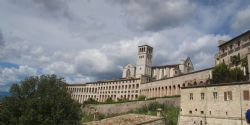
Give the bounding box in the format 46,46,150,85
122,45,194,80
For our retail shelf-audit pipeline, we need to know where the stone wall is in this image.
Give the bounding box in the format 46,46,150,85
179,82,250,125
82,97,180,115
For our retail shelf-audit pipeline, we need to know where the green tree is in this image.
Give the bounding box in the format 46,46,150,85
0,75,81,125
105,97,114,103
138,95,146,101
83,98,98,104
212,63,245,84
230,67,244,82
212,63,231,84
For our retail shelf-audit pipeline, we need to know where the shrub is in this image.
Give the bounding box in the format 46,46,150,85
84,98,98,104
212,63,245,84
138,95,146,101
105,97,114,103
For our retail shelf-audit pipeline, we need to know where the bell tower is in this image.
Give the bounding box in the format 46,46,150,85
136,45,153,78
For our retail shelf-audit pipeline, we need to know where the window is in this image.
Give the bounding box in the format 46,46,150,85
213,92,218,100
237,41,241,47
201,111,204,114
189,93,193,100
201,93,205,100
224,91,232,101
189,110,192,114
243,90,250,100
230,44,233,49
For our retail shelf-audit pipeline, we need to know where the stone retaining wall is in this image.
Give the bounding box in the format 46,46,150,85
82,97,180,115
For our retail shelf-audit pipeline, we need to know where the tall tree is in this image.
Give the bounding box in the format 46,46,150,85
212,63,245,84
212,63,231,84
0,75,81,125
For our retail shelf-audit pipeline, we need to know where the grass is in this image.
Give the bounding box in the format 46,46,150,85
129,102,180,125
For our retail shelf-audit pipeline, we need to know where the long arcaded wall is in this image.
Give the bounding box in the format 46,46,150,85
140,68,212,98
67,68,212,103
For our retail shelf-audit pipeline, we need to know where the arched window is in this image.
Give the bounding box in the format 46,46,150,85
182,83,185,87
200,81,204,85
194,81,197,86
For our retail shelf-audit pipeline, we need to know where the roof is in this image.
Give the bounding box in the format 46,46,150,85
151,67,213,82
152,64,180,69
138,44,153,49
83,114,163,125
96,78,140,83
182,81,250,89
219,30,250,47
123,64,135,68
67,78,140,86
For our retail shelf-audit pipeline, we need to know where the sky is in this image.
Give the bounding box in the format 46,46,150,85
1,0,250,92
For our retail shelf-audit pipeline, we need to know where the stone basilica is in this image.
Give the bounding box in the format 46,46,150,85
67,44,211,102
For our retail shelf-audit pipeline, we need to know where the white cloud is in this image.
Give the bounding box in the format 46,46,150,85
75,49,114,74
1,0,250,92
0,65,37,90
232,5,250,30
44,62,75,74
118,0,196,31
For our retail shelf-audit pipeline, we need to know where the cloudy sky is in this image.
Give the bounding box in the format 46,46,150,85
0,0,250,92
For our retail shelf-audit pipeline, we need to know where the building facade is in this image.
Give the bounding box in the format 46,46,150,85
179,82,250,125
178,30,250,125
215,30,250,69
67,44,208,103
67,78,141,103
140,68,212,98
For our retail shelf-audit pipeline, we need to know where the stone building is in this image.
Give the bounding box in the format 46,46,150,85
121,45,194,80
178,82,250,125
215,30,250,69
151,57,194,80
67,78,141,102
140,68,212,98
67,44,208,103
178,30,250,125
